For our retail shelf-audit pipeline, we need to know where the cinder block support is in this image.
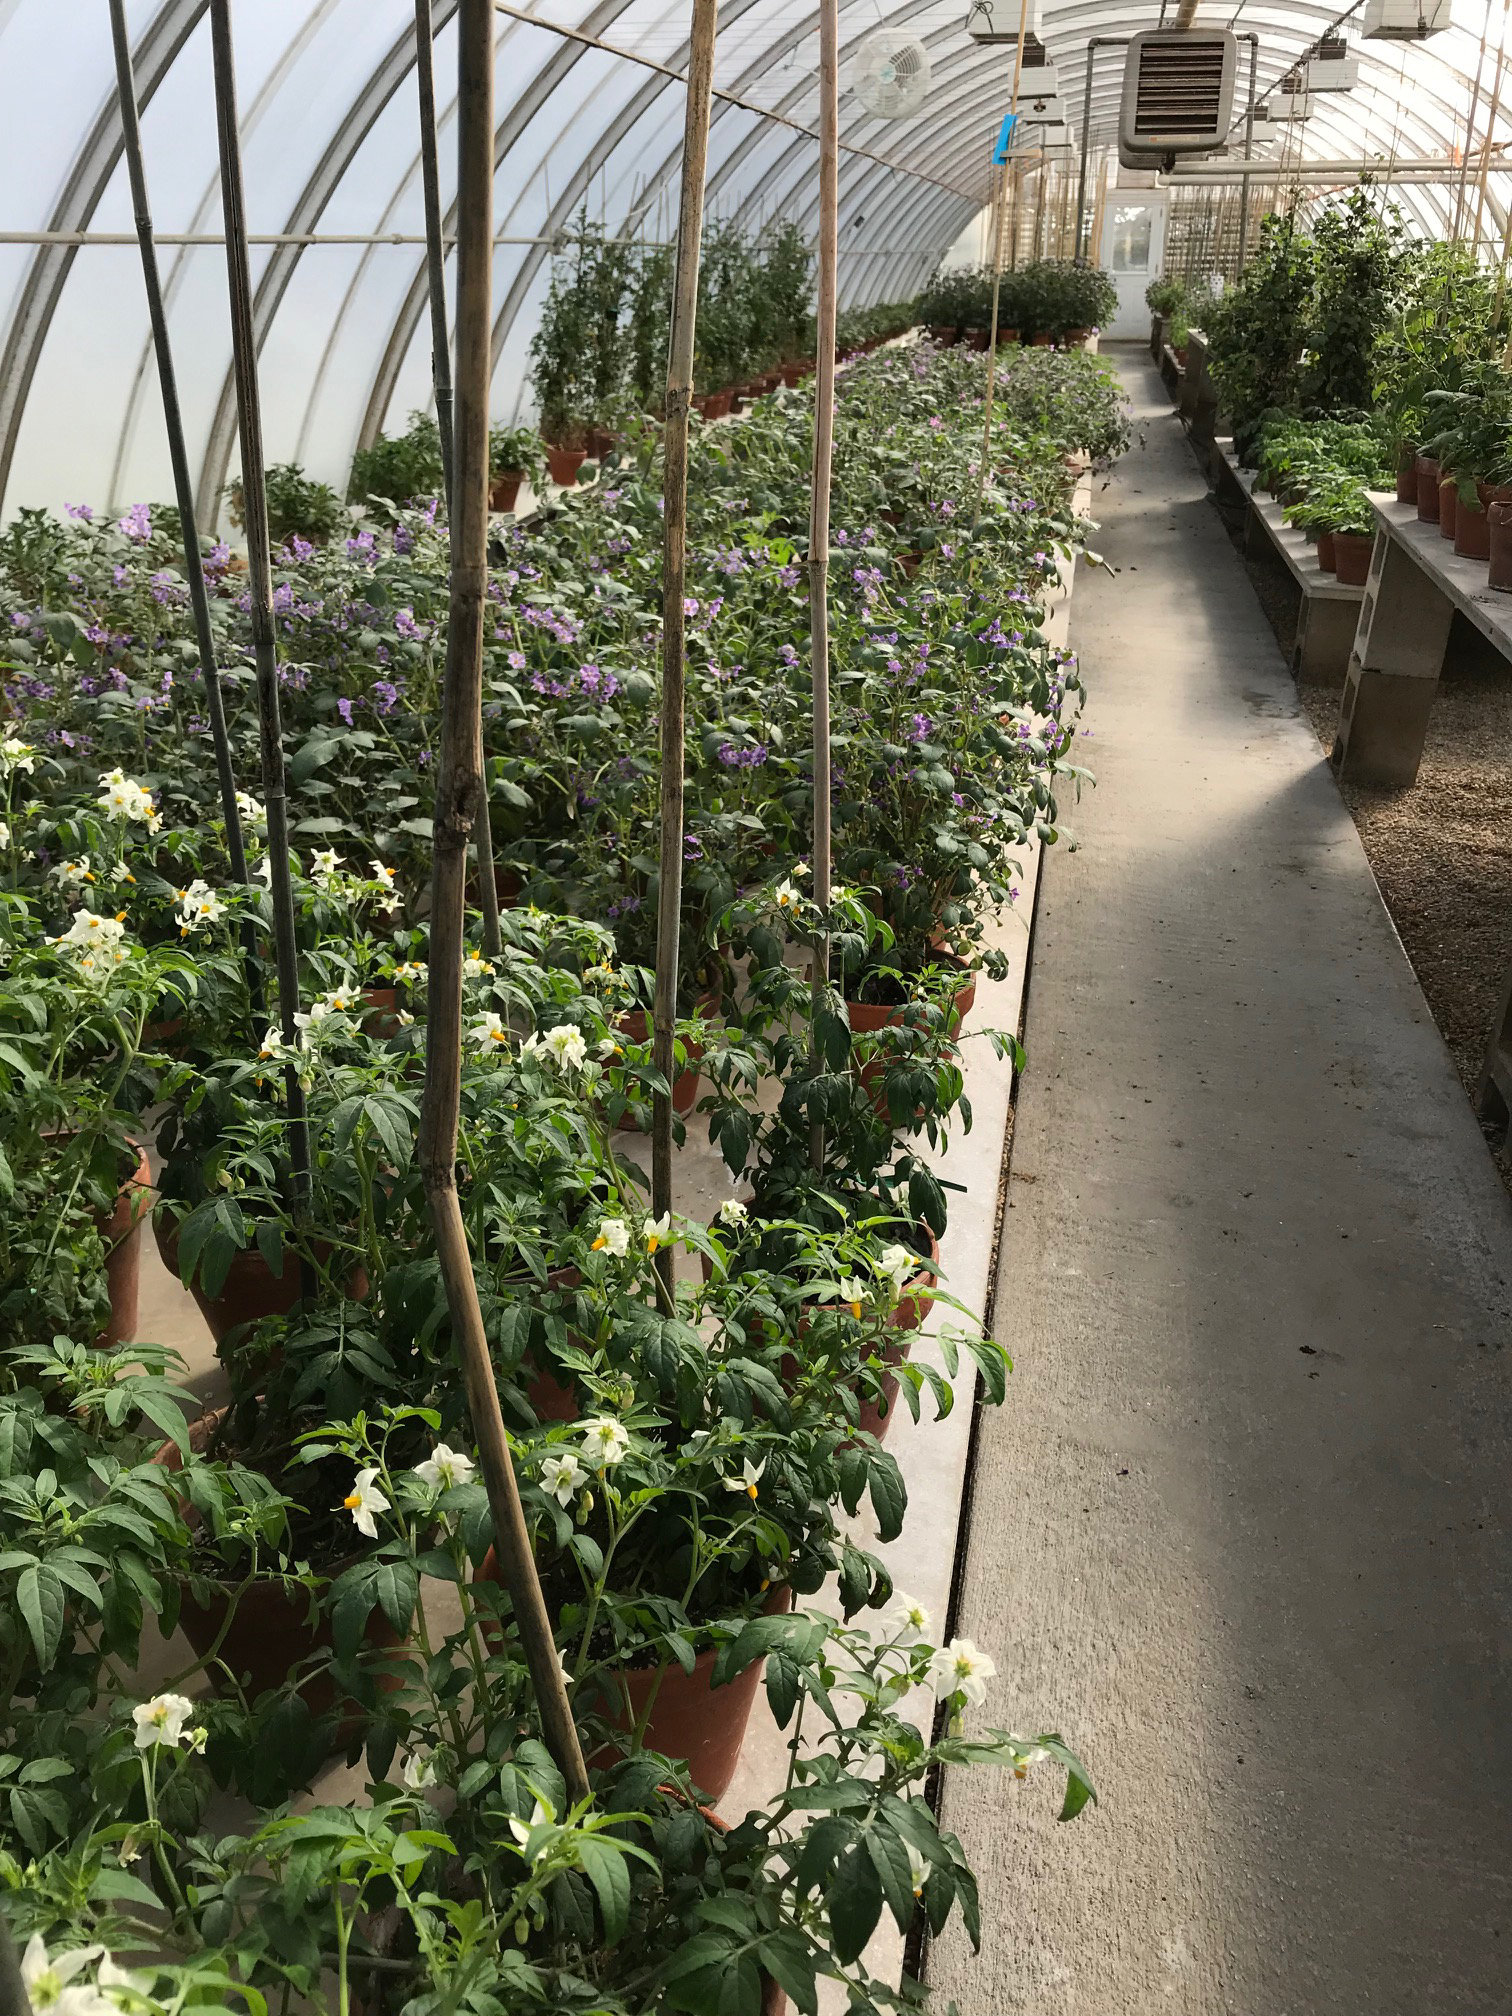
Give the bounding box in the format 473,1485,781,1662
1332,531,1453,785
1477,961,1512,1128
1293,594,1359,686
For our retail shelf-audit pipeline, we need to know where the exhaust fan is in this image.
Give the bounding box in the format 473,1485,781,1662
1119,28,1239,167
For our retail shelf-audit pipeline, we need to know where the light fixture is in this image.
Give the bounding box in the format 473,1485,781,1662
1361,0,1451,40
1310,33,1360,89
966,0,1043,52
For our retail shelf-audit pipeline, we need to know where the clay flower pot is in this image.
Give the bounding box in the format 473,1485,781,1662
543,442,585,487
1455,482,1493,562
488,472,523,513
477,1567,790,1800
847,968,976,1125
1415,454,1441,523
154,1214,368,1347
97,1144,154,1348
996,327,1020,346
1395,444,1417,505
1332,531,1374,586
1487,494,1512,591
929,324,956,346
1438,477,1458,542
607,1000,713,1132
1315,531,1337,574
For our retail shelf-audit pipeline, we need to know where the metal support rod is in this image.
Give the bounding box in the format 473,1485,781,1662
208,0,310,1199
1075,38,1127,266
651,0,720,1286
976,0,1031,521
807,0,838,1178
417,0,589,1806
0,232,580,246
1239,33,1258,268
415,0,456,505
107,0,259,1023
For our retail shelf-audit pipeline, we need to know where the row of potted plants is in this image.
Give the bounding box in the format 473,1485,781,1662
1253,415,1394,583
0,336,1127,2010
918,260,1117,350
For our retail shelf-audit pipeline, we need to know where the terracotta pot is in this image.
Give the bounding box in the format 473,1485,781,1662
929,325,957,346
1332,531,1374,586
97,1145,153,1348
544,443,585,487
154,1409,401,1717
488,473,523,513
703,390,732,421
1455,482,1492,561
1488,496,1512,590
996,327,1020,346
1438,477,1458,542
780,362,805,387
359,985,403,1038
477,1565,789,1800
1415,454,1441,522
585,427,616,460
154,1214,368,1347
1031,332,1053,346
1395,444,1417,504
967,328,990,352
1064,327,1089,347
1315,531,1337,574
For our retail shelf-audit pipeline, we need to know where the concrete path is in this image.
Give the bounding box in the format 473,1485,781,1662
931,351,1512,2015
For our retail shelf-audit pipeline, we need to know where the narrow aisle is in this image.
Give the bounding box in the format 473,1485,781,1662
932,352,1512,2015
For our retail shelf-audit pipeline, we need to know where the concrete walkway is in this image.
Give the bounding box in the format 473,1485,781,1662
932,351,1512,2015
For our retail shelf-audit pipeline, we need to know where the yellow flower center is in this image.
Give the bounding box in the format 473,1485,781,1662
746,1482,759,1500
591,1235,609,1251
343,1491,362,1510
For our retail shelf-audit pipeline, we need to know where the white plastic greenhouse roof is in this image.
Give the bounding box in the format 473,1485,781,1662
1,0,1507,522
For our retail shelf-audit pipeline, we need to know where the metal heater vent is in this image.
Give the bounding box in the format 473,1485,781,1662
1119,29,1238,163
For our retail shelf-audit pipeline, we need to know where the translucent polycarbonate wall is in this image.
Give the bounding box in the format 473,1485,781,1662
1,0,1509,524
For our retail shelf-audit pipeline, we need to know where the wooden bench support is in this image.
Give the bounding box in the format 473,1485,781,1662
1332,530,1453,787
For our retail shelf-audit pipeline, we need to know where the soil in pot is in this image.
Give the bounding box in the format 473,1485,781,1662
1455,484,1493,562
1315,531,1337,574
1438,478,1458,542
154,1214,368,1347
1488,496,1512,590
1416,454,1442,522
477,1565,790,1801
155,1409,403,1719
488,473,523,513
1332,532,1374,586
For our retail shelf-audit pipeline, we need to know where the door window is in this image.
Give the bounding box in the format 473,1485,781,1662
1109,205,1154,272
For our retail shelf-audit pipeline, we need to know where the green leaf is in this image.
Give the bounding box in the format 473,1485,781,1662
17,1563,64,1670
577,1834,631,1944
757,1930,819,2016
828,1841,883,1963
867,1451,906,1541
866,1822,917,1933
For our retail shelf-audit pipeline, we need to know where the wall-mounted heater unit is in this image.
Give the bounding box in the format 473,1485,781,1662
1021,50,1061,96
1362,0,1451,38
1310,34,1360,88
965,0,1043,54
1118,28,1239,168
1247,102,1280,141
1275,72,1314,119
1021,91,1067,125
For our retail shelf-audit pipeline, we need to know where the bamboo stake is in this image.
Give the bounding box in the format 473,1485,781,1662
414,0,503,962
108,0,261,1020
208,0,310,1201
417,0,588,1803
650,0,720,1285
976,0,1032,518
807,0,838,1177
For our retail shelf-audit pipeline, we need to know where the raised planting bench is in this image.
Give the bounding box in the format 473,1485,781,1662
1331,493,1512,788
1216,441,1365,683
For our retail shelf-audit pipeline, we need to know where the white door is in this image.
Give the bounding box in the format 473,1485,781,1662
1099,195,1168,341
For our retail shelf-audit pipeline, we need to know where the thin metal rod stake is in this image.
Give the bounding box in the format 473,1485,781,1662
415,0,456,505
808,0,838,1177
108,0,261,1018
977,0,1032,520
651,0,720,1287
208,0,309,1193
417,0,588,1805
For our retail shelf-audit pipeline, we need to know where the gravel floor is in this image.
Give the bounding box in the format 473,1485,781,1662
1207,480,1512,1194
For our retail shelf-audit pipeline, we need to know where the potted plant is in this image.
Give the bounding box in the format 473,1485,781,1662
347,412,446,510
488,424,547,513
226,461,346,547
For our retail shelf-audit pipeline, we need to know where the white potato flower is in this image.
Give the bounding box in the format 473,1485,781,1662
131,1691,198,1751
1,737,36,774
644,1212,673,1254
52,855,93,887
508,1796,554,1856
717,1198,748,1227
581,1416,631,1469
773,878,802,911
471,1010,509,1052
885,1592,932,1646
877,1242,916,1292
462,950,495,981
413,1443,475,1492
235,789,266,830
540,1450,588,1507
591,1217,630,1258
722,1456,766,1501
340,1466,390,1539
393,960,426,984
20,1934,116,2016
370,859,396,889
175,879,226,935
542,1022,588,1072
401,1750,438,1790
310,847,342,882
928,1637,996,1708
905,1842,932,1899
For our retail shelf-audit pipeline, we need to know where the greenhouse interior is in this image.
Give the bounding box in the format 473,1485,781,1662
3,0,1512,2010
